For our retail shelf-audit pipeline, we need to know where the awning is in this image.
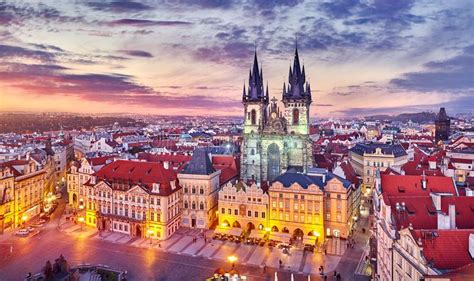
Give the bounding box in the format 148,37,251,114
216,226,243,236
268,232,291,243
303,236,317,245
248,230,266,239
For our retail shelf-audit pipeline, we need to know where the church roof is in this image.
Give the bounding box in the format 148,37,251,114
181,148,216,175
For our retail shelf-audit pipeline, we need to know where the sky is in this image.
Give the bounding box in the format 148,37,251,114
0,0,473,118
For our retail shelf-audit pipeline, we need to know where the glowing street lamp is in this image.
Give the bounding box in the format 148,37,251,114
21,215,27,226
147,229,154,245
78,217,85,231
227,255,237,269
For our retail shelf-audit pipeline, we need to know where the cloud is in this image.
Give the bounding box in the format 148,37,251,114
194,41,254,65
314,103,333,107
391,45,474,92
86,1,154,12
0,44,56,62
118,50,153,58
107,19,192,26
0,2,82,26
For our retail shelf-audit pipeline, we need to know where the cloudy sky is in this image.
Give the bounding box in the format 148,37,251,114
0,0,472,118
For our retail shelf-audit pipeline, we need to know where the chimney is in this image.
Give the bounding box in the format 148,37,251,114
449,204,456,229
421,171,427,190
430,193,441,211
469,234,474,258
466,187,473,197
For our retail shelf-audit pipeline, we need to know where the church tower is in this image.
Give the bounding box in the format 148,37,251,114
435,107,450,142
282,45,312,135
241,50,268,183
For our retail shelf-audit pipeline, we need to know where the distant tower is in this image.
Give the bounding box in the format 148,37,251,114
435,107,450,142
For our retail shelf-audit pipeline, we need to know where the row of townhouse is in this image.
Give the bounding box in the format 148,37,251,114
373,172,474,280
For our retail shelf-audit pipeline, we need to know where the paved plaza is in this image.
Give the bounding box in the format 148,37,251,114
59,219,348,276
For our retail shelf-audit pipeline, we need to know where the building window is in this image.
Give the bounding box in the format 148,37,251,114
200,202,204,210
262,212,265,218
184,201,189,209
293,108,299,125
248,210,251,217
234,209,238,215
200,188,204,194
326,213,330,220
254,211,258,217
221,208,225,214
251,109,256,125
192,202,196,209
228,208,231,215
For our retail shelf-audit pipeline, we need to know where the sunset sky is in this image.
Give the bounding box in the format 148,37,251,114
0,0,472,118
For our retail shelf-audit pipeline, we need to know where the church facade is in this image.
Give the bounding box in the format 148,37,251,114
240,48,313,184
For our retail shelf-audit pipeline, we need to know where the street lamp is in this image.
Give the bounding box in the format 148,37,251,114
148,229,154,245
21,215,27,227
227,255,237,270
78,217,84,231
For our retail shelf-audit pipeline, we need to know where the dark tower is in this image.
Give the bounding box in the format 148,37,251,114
435,107,450,142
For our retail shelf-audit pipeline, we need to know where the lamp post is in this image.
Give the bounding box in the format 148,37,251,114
227,255,237,270
78,217,84,231
21,215,27,228
148,229,154,245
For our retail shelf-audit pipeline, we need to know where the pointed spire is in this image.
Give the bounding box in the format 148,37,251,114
242,82,246,101
266,81,269,98
302,65,306,83
282,82,286,95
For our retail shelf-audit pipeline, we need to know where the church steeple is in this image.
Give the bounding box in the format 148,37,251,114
283,43,311,103
243,49,267,103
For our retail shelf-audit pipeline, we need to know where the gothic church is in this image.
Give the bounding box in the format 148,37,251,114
240,47,313,183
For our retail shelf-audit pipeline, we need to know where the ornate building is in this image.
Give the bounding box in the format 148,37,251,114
435,107,450,142
179,148,221,229
240,48,313,183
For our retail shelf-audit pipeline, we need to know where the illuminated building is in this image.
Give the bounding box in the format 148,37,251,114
79,160,181,239
217,181,269,232
0,159,47,232
268,168,354,243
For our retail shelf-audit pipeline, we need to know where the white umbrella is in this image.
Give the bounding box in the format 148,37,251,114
274,271,278,281
291,273,294,281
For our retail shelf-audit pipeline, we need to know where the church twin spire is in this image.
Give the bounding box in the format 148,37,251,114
243,44,312,104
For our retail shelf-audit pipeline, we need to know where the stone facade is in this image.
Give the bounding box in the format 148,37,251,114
240,48,313,184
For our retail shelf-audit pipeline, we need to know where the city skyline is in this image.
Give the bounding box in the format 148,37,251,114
0,0,473,117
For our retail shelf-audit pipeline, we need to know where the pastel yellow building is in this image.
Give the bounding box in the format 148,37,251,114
0,159,47,232
349,143,408,195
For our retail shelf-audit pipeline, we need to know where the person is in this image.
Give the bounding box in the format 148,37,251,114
279,259,282,268
336,273,341,281
263,263,267,273
334,271,337,279
25,272,32,280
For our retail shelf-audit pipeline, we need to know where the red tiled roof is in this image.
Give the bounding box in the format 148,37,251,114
386,196,438,230
88,156,115,166
381,174,457,197
412,230,474,270
451,158,474,164
212,155,238,185
95,160,179,195
440,196,474,229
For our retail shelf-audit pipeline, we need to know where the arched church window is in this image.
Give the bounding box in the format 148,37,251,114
192,202,196,209
251,109,256,125
293,108,299,125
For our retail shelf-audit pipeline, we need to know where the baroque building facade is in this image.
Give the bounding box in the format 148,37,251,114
240,48,313,184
